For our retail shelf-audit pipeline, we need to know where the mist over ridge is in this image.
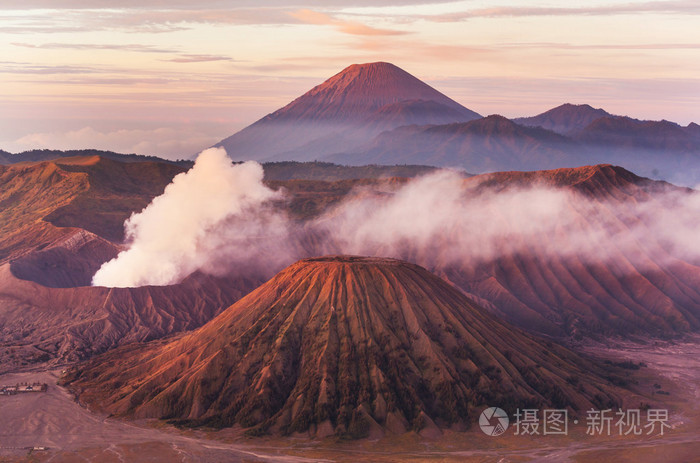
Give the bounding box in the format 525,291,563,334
93,149,700,293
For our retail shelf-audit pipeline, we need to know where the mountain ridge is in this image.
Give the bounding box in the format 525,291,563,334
514,103,613,135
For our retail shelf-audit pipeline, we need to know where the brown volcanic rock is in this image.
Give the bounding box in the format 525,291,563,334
0,156,262,364
45,156,186,242
0,158,89,263
9,228,120,287
0,263,260,363
0,156,185,265
64,256,623,438
287,165,700,338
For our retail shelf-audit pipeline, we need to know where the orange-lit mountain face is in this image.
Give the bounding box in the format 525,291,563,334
62,257,625,438
0,157,262,367
0,263,259,366
215,62,481,162
4,156,698,360
0,156,184,264
0,156,442,367
285,164,699,339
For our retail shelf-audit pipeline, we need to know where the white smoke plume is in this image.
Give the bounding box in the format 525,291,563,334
92,148,293,287
315,170,575,266
315,170,700,271
93,153,700,288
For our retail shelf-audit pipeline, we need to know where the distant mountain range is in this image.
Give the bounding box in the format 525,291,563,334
514,103,612,135
0,148,191,167
4,63,699,184
214,62,700,185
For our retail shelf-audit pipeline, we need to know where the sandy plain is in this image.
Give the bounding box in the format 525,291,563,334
0,336,698,462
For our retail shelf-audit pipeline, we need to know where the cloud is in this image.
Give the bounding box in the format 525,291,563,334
0,7,307,34
0,62,98,75
91,161,700,289
424,1,700,22
0,1,452,9
165,54,234,63
3,1,699,35
92,148,293,287
11,42,178,53
498,42,700,50
10,126,216,160
290,9,409,36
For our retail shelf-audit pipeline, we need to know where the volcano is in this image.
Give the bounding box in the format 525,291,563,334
0,156,263,368
215,62,481,162
64,256,623,438
514,103,612,135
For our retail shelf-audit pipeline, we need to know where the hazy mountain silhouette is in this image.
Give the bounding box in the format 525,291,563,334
514,103,612,135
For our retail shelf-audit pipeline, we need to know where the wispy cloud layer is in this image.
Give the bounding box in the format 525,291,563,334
290,9,408,36
12,42,178,53
411,1,700,22
9,126,217,160
0,61,98,75
0,0,451,9
1,0,699,153
165,54,234,63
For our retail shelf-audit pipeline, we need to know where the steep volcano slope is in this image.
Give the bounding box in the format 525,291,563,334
288,165,700,338
1,156,433,365
0,155,185,268
431,165,700,337
0,264,259,365
0,157,91,264
0,156,261,365
64,257,624,438
215,62,481,162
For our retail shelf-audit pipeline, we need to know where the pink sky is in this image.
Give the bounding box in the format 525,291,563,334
1,1,699,159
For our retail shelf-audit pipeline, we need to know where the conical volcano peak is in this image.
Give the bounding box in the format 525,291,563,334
214,62,481,161
276,61,478,122
328,61,404,81
64,255,625,438
310,61,428,100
